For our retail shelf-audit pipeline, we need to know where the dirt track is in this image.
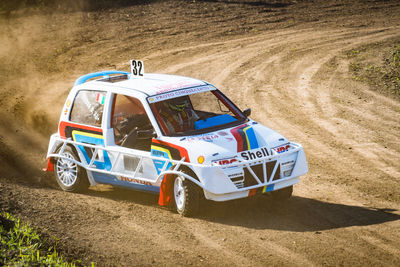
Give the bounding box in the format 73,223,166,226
1,0,400,266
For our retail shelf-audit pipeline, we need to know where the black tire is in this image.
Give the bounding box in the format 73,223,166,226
173,175,200,217
271,185,293,201
54,146,89,193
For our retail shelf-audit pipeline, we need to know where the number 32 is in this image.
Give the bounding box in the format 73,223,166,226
130,60,144,76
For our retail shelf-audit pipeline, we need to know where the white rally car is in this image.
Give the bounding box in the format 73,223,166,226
45,60,308,216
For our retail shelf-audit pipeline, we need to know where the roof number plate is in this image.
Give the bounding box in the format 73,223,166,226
130,59,144,77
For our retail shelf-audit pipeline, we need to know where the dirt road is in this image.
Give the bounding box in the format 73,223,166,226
1,0,400,266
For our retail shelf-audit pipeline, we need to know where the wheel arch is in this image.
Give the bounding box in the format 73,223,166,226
158,164,204,207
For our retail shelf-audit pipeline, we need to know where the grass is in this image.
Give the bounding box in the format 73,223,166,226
0,212,87,266
347,40,400,99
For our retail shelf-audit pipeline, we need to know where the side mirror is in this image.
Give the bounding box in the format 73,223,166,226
137,129,157,139
243,108,251,117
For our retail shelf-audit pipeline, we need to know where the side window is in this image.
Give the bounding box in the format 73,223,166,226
112,94,153,151
70,90,105,127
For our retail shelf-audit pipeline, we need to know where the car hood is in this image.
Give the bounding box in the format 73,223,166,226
157,121,289,164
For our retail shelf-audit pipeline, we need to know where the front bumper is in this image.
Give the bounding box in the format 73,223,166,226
193,142,308,201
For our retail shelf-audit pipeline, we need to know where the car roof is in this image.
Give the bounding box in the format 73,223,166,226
78,72,208,97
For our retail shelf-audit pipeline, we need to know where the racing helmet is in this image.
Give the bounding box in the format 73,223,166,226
167,96,188,112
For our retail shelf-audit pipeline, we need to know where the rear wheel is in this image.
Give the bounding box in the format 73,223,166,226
271,185,293,201
173,175,199,217
54,146,89,193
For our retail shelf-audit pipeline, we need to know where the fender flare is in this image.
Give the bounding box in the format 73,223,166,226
158,165,203,207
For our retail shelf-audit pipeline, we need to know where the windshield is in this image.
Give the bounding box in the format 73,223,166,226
149,87,246,136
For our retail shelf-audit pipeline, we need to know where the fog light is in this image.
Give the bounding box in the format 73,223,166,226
283,170,293,177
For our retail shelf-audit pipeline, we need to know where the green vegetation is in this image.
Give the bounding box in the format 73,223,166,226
0,212,82,266
348,41,400,99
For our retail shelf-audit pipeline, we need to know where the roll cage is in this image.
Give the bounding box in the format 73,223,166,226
47,136,304,194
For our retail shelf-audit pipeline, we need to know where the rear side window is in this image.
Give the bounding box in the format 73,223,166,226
70,90,106,127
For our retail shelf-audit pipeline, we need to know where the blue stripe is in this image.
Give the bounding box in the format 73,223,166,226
73,133,112,171
245,127,259,149
74,71,129,86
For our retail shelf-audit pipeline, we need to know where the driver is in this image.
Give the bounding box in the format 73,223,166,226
158,96,198,134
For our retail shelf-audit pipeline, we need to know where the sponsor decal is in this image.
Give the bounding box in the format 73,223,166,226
228,172,243,178
186,133,219,142
119,176,152,186
151,139,190,175
218,131,228,136
63,99,72,115
148,85,213,103
154,81,205,94
240,147,269,160
96,93,106,105
212,157,238,166
151,145,173,175
272,144,291,154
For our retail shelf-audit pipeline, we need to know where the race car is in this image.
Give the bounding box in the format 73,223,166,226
44,60,308,216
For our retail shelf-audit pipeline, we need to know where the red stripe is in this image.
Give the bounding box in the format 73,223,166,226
59,121,102,138
230,124,246,152
152,139,190,163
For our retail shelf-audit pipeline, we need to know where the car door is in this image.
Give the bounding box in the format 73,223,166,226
108,93,159,190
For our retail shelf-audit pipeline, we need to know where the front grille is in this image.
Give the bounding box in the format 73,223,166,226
270,162,281,181
244,163,264,187
239,161,281,189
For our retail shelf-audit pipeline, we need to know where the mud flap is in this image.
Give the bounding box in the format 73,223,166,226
158,174,174,206
42,158,54,172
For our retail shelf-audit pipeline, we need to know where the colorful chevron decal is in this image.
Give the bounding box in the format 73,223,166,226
71,130,112,171
151,140,190,175
230,124,259,152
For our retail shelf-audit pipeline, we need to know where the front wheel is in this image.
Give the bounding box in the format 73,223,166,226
54,146,89,193
173,175,199,217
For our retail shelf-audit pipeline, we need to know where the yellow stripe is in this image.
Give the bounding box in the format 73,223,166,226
243,126,252,150
71,130,103,142
151,145,173,160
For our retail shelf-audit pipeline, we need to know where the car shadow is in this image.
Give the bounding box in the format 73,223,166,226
84,186,400,232
197,195,400,232
196,0,292,8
